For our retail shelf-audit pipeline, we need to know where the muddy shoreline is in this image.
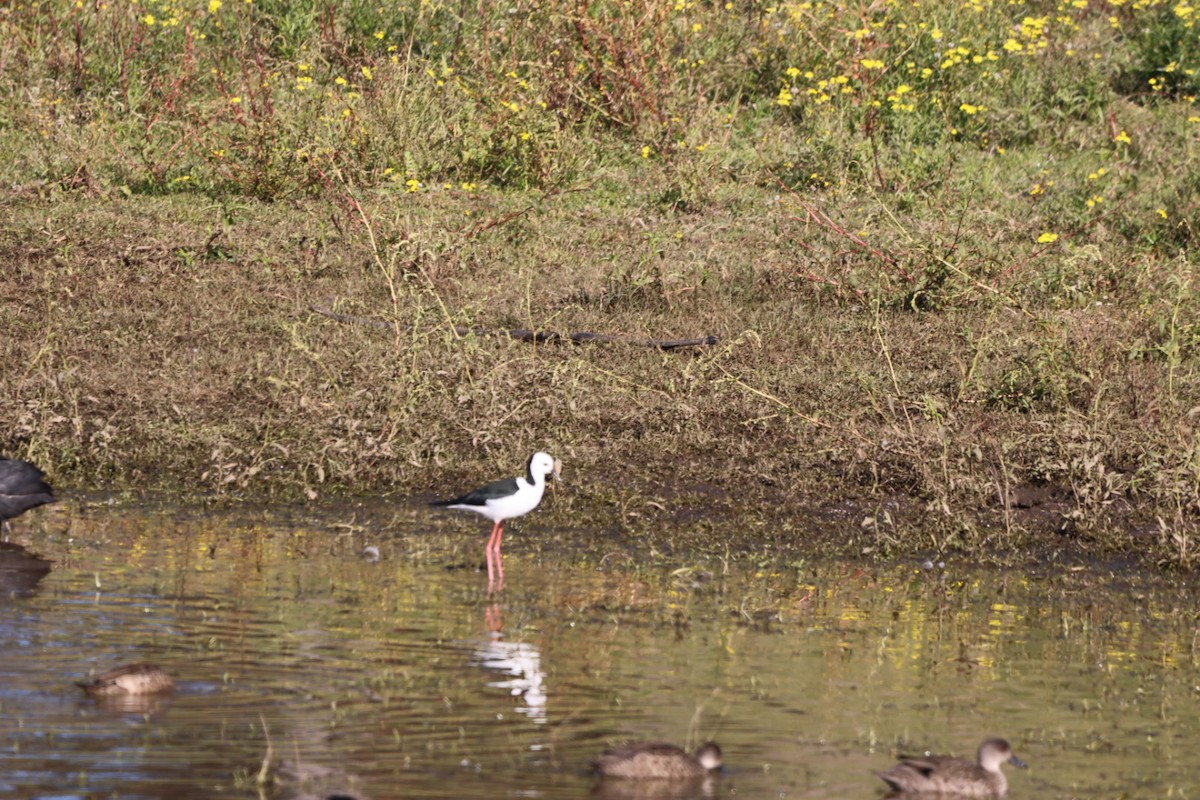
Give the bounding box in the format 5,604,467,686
17,474,1170,575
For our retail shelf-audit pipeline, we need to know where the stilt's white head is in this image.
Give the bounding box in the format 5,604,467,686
528,451,562,484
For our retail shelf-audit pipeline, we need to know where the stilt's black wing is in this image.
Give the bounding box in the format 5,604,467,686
430,477,520,508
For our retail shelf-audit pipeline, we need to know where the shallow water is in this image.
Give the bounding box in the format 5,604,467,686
2,500,1199,799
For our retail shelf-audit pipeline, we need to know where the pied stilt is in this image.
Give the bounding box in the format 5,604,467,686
0,459,57,533
430,451,561,591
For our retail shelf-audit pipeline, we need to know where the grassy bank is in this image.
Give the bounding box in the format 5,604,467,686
1,0,1198,565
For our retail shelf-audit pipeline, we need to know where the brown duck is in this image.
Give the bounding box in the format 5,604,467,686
592,742,722,780
878,738,1027,797
76,663,175,697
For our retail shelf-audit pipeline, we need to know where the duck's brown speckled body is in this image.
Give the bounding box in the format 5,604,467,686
76,663,175,697
879,738,1026,797
592,742,722,780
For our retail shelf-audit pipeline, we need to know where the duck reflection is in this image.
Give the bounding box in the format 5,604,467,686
80,691,175,715
273,760,370,800
590,776,719,800
468,603,548,723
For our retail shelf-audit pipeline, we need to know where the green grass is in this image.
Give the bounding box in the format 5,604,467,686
1,0,1197,566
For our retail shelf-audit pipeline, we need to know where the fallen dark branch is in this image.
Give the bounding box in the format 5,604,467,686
308,305,718,350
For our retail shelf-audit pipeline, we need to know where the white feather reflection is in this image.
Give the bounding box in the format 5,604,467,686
468,609,547,723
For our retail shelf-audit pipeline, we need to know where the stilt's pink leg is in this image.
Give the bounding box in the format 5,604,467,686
485,520,501,592
492,522,505,591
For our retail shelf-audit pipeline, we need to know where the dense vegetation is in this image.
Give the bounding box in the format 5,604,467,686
1,0,1197,565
